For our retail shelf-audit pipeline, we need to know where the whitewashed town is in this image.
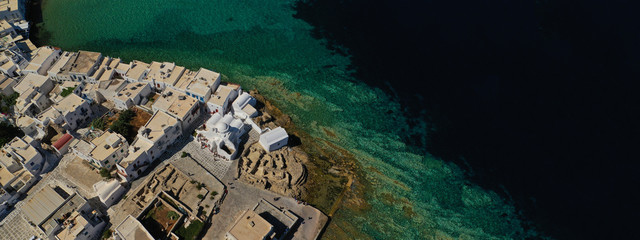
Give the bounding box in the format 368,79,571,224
0,1,326,239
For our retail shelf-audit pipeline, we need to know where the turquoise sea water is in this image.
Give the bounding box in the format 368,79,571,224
36,0,539,238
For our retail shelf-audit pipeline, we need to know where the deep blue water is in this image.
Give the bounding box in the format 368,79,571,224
295,0,640,239
30,0,640,238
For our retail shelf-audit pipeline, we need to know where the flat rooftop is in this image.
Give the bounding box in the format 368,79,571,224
0,19,12,32
164,65,185,86
13,73,48,94
168,93,198,120
119,139,152,168
90,131,126,161
60,50,101,74
153,88,198,120
22,185,72,225
0,76,14,89
53,94,86,113
144,61,176,84
185,80,210,97
28,46,58,67
193,68,220,84
48,51,75,75
40,194,88,235
37,106,62,122
116,82,149,102
141,110,178,142
174,69,196,91
115,62,131,73
116,215,154,240
5,137,39,163
125,60,150,80
89,56,112,79
209,85,234,107
228,210,273,240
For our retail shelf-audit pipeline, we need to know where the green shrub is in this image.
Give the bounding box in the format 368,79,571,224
60,87,75,97
101,229,113,240
167,211,180,220
99,168,111,179
181,152,188,158
197,194,204,199
175,220,204,240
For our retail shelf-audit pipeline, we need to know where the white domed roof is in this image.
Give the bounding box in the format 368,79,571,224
214,122,229,133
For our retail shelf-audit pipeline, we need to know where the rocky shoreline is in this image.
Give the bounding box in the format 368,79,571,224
246,90,362,214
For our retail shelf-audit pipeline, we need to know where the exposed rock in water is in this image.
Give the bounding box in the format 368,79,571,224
238,142,308,198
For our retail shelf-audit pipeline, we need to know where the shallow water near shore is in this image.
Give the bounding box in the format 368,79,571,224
34,0,539,238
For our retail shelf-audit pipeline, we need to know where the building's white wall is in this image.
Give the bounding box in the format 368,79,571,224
61,100,91,131
21,151,43,175
259,135,288,152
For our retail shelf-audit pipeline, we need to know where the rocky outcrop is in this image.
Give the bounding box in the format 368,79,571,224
238,142,308,198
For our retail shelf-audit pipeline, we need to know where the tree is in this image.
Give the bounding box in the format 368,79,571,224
109,109,136,143
0,122,23,147
109,121,130,138
0,92,19,113
91,117,107,130
118,109,135,122
181,152,188,158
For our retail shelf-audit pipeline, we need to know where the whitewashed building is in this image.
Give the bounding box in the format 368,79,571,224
55,50,102,82
13,73,54,116
113,82,152,110
259,127,288,152
0,74,15,96
1,136,44,174
23,185,106,240
196,113,249,160
47,51,75,81
0,49,28,77
152,88,202,131
183,68,221,102
207,85,238,114
88,131,129,169
36,94,91,131
93,180,126,207
22,46,61,76
0,0,26,24
232,92,258,119
117,110,181,181
123,60,150,82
